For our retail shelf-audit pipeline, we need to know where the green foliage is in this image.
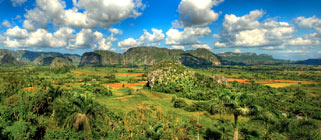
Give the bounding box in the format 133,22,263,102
92,86,113,96
173,99,187,108
50,57,74,74
3,121,36,140
148,60,197,94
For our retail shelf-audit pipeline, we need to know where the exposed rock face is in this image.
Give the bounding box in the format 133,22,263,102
179,53,212,68
121,47,184,65
33,56,56,65
94,50,121,65
186,48,221,65
79,52,102,66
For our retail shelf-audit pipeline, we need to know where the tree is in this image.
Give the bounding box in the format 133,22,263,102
53,94,108,137
211,90,258,140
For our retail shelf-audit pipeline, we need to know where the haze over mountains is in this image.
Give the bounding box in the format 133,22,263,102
0,47,320,67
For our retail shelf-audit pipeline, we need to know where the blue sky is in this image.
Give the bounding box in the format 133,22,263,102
0,0,320,60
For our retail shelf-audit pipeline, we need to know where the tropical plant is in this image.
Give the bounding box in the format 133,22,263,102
211,90,259,140
53,94,109,138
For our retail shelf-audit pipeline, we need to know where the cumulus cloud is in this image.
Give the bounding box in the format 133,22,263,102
214,10,295,48
1,26,119,50
5,26,28,39
117,38,139,48
10,0,27,7
109,28,123,35
138,28,165,43
1,20,11,28
295,16,321,31
174,0,221,27
118,28,165,48
23,0,145,29
234,49,241,53
192,44,211,49
171,45,185,50
165,27,211,45
2,37,22,48
290,16,321,46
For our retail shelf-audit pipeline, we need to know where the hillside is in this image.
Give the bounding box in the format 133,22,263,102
80,46,221,67
295,58,321,65
0,49,80,65
0,54,18,66
217,52,289,65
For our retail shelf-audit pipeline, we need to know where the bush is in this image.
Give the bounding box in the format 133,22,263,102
173,99,187,108
92,86,112,96
203,128,221,140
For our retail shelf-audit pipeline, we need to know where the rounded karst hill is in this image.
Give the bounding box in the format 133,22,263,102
50,57,74,73
147,60,197,93
0,54,18,66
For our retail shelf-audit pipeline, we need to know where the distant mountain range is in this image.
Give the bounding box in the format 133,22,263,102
217,52,290,65
0,49,81,66
0,47,320,66
79,47,221,67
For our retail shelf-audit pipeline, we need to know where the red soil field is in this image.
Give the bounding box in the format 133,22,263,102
227,78,250,84
104,83,137,89
228,78,317,84
140,81,148,84
72,70,83,74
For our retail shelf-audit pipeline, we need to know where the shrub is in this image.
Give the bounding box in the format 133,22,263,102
92,86,112,96
173,99,187,108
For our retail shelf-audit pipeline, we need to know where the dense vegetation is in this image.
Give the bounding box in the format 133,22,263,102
0,60,320,139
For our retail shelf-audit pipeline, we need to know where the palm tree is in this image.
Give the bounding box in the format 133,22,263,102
53,94,108,135
211,89,258,140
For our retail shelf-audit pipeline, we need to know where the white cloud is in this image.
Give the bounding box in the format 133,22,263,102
234,49,241,53
262,45,285,50
23,20,36,31
118,28,165,48
10,0,27,7
192,44,211,49
292,16,321,46
117,38,139,48
109,28,123,35
5,26,28,39
318,51,321,54
174,0,221,27
288,37,313,46
212,34,219,38
23,0,145,29
1,25,118,50
214,10,295,48
295,16,321,30
1,20,11,28
283,50,305,53
25,29,64,48
165,27,211,45
172,45,185,50
2,37,22,48
138,28,165,43
71,29,95,49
